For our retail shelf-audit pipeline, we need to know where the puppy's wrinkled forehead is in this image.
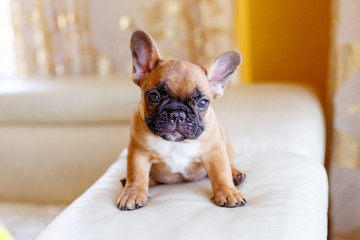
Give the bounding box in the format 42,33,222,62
142,59,211,99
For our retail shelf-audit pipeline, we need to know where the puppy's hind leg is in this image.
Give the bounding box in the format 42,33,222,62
231,167,246,186
148,176,159,187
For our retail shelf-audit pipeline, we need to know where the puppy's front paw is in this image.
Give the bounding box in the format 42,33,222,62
212,187,246,208
117,187,150,210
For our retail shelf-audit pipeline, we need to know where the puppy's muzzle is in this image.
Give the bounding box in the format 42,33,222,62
146,103,204,142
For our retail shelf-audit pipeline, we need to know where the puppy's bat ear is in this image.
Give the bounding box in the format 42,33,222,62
202,50,241,97
130,30,162,85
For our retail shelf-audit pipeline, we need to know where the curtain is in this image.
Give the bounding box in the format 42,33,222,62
329,0,360,239
12,0,95,77
11,0,234,78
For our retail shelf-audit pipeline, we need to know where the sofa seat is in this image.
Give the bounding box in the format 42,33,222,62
36,84,328,240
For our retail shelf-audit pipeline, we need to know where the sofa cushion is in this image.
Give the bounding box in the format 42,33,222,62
215,84,325,164
0,76,138,123
36,84,328,240
36,149,328,240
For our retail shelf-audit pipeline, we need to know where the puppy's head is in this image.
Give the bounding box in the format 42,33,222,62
130,30,241,142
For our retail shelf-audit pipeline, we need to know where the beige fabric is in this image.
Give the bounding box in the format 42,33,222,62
0,124,130,204
0,77,137,204
36,84,328,240
37,150,328,240
329,0,360,239
214,84,325,163
0,76,138,123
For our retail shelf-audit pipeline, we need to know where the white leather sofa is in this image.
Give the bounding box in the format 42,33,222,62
0,76,328,240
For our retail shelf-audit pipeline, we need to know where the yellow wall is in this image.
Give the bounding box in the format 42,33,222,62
235,0,331,103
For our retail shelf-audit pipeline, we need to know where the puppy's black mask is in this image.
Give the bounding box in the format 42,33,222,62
144,83,208,142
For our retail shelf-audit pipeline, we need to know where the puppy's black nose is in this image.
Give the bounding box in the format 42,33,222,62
169,110,186,124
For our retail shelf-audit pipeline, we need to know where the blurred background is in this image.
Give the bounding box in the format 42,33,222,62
0,0,359,239
1,0,332,102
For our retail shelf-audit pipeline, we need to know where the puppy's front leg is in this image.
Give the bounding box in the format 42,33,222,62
117,145,151,210
203,147,246,208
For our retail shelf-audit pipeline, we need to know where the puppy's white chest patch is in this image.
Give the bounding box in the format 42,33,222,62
146,135,201,175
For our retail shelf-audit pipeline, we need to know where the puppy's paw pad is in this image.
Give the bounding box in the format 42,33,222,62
116,188,149,211
232,169,246,186
212,187,246,208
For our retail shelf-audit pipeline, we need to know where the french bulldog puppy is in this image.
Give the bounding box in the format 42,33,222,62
117,30,246,210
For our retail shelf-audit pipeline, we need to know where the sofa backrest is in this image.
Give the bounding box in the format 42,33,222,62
0,76,138,204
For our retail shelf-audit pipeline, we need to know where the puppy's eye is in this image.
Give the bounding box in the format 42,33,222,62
197,99,209,109
148,92,160,103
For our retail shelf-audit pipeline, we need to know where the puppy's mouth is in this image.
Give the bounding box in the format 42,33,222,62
153,123,191,142
159,130,185,142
